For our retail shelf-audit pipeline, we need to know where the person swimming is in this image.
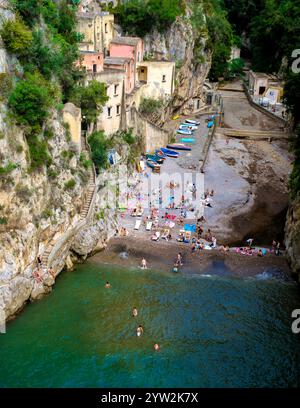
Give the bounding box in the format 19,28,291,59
154,343,160,351
105,281,111,288
132,307,138,317
136,325,144,337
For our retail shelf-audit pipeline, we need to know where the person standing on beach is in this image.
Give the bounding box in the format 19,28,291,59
141,258,147,269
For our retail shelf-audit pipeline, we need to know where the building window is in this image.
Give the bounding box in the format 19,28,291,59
107,107,112,118
162,75,166,82
114,84,118,95
116,105,120,115
197,99,200,109
105,23,108,33
137,52,140,62
141,69,145,73
98,56,101,60
97,33,100,40
93,64,97,73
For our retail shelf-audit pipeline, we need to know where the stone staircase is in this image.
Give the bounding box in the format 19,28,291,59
41,134,96,271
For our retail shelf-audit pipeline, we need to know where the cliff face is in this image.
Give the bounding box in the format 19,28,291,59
143,11,212,114
285,195,300,281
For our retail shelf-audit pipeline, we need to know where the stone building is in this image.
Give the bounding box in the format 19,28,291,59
136,60,175,101
76,9,114,55
104,57,135,94
77,50,104,73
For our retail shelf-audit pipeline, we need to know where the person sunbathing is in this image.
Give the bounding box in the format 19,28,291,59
33,269,43,283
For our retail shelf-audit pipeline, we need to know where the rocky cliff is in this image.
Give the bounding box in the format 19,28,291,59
285,195,300,281
143,7,212,114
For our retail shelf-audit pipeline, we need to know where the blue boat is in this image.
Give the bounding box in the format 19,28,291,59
177,129,193,136
181,138,195,143
167,143,192,151
207,121,214,128
160,147,179,158
155,149,167,158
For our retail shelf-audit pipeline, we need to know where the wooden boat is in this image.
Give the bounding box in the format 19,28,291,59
177,129,193,136
160,147,179,158
181,138,195,143
166,143,192,151
146,154,164,164
185,119,200,125
146,160,161,173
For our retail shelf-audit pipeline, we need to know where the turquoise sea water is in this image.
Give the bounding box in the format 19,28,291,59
0,261,300,388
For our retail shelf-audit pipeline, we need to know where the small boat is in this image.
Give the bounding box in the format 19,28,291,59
185,119,200,125
146,160,161,172
179,124,198,131
207,121,214,128
160,147,179,158
146,154,164,164
155,149,167,158
177,129,193,136
181,138,195,143
167,143,192,151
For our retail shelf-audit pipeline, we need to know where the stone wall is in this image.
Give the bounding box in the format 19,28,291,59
128,107,171,153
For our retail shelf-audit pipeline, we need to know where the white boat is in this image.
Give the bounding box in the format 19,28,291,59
185,119,200,125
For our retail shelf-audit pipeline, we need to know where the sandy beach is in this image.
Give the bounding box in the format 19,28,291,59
94,236,291,279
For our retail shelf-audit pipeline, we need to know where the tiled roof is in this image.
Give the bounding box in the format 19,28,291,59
110,36,141,46
104,57,132,65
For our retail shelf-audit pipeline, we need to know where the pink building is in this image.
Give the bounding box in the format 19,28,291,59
109,37,144,87
104,57,135,94
77,51,104,73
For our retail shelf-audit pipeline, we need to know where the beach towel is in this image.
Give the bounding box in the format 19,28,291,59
167,214,177,220
184,224,196,232
146,221,152,231
134,220,141,230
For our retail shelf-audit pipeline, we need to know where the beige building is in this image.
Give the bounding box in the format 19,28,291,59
77,9,114,55
62,103,82,153
249,71,283,101
87,69,126,136
137,61,175,101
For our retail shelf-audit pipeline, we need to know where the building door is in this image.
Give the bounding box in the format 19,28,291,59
259,86,266,95
93,64,97,73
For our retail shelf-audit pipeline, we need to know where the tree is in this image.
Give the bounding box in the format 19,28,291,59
0,18,32,57
88,131,109,170
8,72,58,130
70,81,108,127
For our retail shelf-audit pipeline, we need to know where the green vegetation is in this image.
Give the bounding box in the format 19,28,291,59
0,18,32,57
88,131,110,171
227,58,245,78
64,178,76,190
289,126,300,199
79,152,92,169
8,72,58,130
70,80,108,127
120,129,136,145
139,97,163,115
114,0,185,37
15,183,32,203
0,217,8,225
0,162,18,176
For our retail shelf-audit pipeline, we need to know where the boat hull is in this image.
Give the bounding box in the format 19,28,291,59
167,144,192,151
160,147,179,158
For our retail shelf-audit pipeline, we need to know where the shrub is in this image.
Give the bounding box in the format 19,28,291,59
114,0,185,37
64,178,76,189
0,73,13,100
0,162,18,177
139,97,163,115
0,18,32,57
41,207,53,219
27,136,51,170
0,217,8,225
8,72,58,130
120,129,136,145
16,144,23,153
88,131,109,170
